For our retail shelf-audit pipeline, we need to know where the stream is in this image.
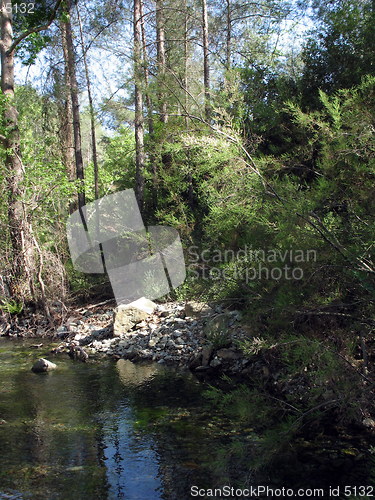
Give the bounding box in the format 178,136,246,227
0,338,374,500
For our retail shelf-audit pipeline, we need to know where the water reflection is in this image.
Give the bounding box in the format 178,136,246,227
0,340,204,500
0,338,374,500
101,403,162,500
116,359,160,387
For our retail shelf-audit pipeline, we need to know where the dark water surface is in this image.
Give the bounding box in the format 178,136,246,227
0,338,374,500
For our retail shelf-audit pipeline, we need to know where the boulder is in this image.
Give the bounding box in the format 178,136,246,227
216,348,242,361
201,344,214,366
184,301,214,318
113,297,157,336
32,358,57,373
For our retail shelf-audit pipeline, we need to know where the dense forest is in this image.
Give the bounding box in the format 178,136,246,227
0,0,374,495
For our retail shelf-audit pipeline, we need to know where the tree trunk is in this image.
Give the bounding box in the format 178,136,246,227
0,0,36,302
63,0,85,211
225,0,231,70
76,5,99,200
156,0,168,123
202,0,210,119
134,0,145,211
184,0,189,126
60,21,76,213
140,0,154,137
140,0,158,209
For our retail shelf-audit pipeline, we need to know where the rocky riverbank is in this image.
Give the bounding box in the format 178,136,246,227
2,299,375,431
53,300,254,375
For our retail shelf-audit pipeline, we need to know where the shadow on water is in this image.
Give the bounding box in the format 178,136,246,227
0,338,374,500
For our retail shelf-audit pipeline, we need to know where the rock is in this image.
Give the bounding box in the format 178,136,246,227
241,366,252,375
216,348,242,360
201,344,214,366
188,353,202,370
32,358,57,373
228,310,242,321
118,339,130,348
363,418,375,429
68,345,89,362
210,357,222,368
172,318,186,325
130,297,157,314
195,365,210,372
184,301,214,318
113,297,157,336
148,338,158,348
30,343,43,349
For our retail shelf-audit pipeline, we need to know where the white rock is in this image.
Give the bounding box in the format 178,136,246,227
113,297,157,336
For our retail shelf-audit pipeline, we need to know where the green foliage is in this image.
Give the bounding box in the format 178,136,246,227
15,86,74,245
0,298,23,315
182,78,375,335
205,330,231,350
205,382,277,428
100,126,135,193
154,132,241,237
12,0,59,65
301,0,375,106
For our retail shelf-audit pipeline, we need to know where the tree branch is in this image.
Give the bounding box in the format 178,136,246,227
9,0,63,54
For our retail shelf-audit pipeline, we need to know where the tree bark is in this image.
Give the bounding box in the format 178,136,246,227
202,0,210,119
156,0,168,123
134,0,145,211
76,5,99,200
184,0,189,126
140,0,158,209
60,21,76,213
140,0,154,137
0,0,36,302
63,0,85,211
225,0,231,70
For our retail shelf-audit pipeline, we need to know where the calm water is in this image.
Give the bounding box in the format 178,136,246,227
0,338,374,500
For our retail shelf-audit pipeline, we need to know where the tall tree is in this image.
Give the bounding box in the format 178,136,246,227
0,0,62,302
225,0,231,70
134,0,145,210
60,21,76,212
156,0,168,123
76,4,99,200
202,0,210,119
140,0,154,137
62,0,85,210
0,0,36,300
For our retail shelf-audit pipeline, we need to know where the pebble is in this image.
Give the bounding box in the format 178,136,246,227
55,301,249,372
